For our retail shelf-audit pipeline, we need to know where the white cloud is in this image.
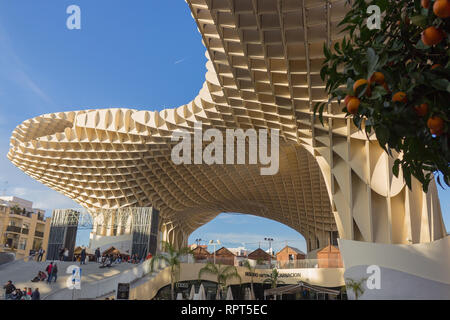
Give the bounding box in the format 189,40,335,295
33,191,81,211
5,185,80,214
11,187,27,197
215,213,250,224
174,58,187,65
0,22,54,106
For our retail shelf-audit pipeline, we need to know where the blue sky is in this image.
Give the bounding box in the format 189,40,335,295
0,1,448,253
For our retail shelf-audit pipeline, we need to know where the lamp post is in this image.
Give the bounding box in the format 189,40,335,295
195,238,203,248
264,237,274,267
208,240,221,264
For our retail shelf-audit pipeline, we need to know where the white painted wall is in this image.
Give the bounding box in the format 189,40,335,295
89,233,132,253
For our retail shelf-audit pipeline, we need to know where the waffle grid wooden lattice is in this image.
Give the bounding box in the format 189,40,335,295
8,0,446,250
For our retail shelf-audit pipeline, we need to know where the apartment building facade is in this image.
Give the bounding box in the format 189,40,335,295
0,196,51,260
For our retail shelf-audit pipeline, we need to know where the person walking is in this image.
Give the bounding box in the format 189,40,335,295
59,247,64,261
3,281,16,300
80,247,86,265
46,262,53,283
51,263,58,283
63,248,69,261
95,247,101,263
31,288,40,300
37,247,45,262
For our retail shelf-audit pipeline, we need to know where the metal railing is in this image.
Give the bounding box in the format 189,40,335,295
6,226,21,233
34,231,44,238
192,257,343,269
9,211,32,218
276,259,343,269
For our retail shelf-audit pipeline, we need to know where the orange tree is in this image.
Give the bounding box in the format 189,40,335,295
315,0,449,191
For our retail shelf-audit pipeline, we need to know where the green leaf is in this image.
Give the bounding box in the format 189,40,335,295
403,166,412,190
375,126,389,149
324,43,331,60
392,159,400,178
431,79,450,92
367,48,379,77
415,39,430,50
375,0,389,11
410,15,428,27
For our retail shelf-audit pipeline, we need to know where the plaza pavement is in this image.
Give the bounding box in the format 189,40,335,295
0,258,137,299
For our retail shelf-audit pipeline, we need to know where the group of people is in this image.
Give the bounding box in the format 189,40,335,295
3,281,40,300
30,261,59,284
44,262,58,283
99,253,130,267
3,247,153,300
95,248,144,267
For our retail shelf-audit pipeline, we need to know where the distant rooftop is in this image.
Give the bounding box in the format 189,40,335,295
278,245,306,255
0,196,44,213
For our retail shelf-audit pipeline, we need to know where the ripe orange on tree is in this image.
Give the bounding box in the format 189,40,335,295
433,0,450,19
354,79,372,97
421,26,445,46
414,103,429,117
353,79,369,94
315,0,450,191
369,72,385,85
344,95,355,106
347,98,360,114
427,116,445,136
421,0,430,9
392,92,407,103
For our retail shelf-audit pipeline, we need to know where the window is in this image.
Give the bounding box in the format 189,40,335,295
8,220,17,227
33,239,43,251
18,238,27,250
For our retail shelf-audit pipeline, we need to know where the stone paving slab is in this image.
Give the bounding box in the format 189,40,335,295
0,259,136,299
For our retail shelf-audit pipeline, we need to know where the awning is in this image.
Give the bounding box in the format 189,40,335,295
102,246,128,256
264,282,340,297
74,246,94,255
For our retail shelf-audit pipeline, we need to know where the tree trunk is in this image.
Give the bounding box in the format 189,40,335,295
216,286,221,300
170,269,175,300
250,280,255,300
171,280,175,300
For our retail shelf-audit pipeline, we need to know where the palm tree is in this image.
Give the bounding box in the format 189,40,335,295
242,260,256,300
263,268,285,289
198,263,241,300
150,241,192,300
345,278,366,300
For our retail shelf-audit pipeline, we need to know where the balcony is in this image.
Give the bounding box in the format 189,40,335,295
34,231,44,238
10,211,32,218
21,228,29,235
6,226,22,233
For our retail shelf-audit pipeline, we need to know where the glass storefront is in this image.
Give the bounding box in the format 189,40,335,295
153,280,346,300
